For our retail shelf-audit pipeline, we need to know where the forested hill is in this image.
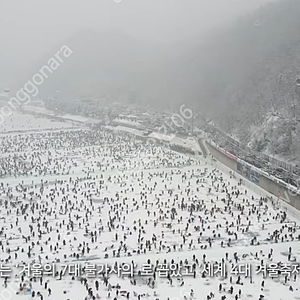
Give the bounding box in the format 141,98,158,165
184,0,300,162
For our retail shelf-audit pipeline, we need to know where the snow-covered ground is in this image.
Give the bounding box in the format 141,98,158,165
0,115,299,300
0,111,76,134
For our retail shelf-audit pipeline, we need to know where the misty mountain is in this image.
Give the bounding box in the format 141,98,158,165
11,0,300,163
173,0,300,162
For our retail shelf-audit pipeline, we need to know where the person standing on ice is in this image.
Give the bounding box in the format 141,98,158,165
261,280,264,290
219,283,222,292
95,280,99,290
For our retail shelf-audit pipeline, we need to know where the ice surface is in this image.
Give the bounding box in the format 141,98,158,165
0,113,299,300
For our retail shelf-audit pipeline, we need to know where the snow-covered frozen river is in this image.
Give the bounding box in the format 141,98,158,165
0,113,299,300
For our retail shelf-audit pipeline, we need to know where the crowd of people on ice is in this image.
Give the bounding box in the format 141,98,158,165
0,128,299,300
0,130,196,178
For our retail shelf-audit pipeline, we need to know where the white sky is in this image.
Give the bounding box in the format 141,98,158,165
0,0,277,43
0,0,278,89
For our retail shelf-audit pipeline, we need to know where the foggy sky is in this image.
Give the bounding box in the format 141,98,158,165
0,0,278,91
